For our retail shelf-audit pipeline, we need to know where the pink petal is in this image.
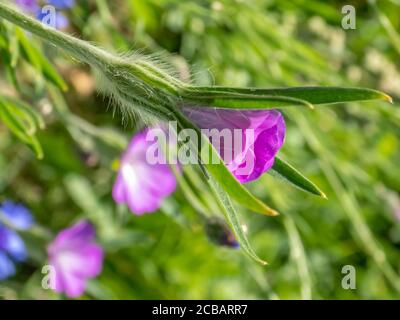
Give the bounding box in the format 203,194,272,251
112,129,177,215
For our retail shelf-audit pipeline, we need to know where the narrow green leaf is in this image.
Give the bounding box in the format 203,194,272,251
209,177,268,265
205,158,279,216
15,28,42,69
0,96,44,158
0,23,19,88
269,157,326,198
0,47,19,88
184,90,314,109
0,21,7,47
0,100,31,143
8,27,19,67
3,97,45,130
188,86,392,106
26,135,44,159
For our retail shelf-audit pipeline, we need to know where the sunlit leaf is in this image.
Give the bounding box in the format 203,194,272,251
209,176,268,265
269,157,326,198
187,86,392,107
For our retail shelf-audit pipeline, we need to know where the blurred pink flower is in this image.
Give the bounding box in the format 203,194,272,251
394,207,400,221
15,0,39,13
183,107,286,183
48,221,103,298
112,129,177,215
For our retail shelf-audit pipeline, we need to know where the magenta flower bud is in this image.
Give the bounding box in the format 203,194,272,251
183,107,286,183
112,129,177,215
47,221,104,298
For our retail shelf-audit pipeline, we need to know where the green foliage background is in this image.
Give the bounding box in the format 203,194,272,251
1,0,400,299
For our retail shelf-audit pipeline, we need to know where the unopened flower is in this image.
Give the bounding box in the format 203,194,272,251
183,107,286,183
47,220,103,298
113,129,177,215
205,218,239,249
0,201,34,280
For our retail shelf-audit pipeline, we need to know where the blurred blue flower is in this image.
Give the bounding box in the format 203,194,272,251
0,201,34,281
0,201,34,230
37,10,70,29
0,226,27,262
46,0,75,9
0,252,15,281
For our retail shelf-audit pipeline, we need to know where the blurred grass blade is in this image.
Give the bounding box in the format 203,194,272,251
15,28,41,69
189,86,392,106
209,177,268,265
370,0,400,55
283,216,312,299
0,99,31,141
16,27,68,91
269,157,326,198
289,0,341,22
5,96,45,130
0,22,19,88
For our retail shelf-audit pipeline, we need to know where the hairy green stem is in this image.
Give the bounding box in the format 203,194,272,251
0,2,179,95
